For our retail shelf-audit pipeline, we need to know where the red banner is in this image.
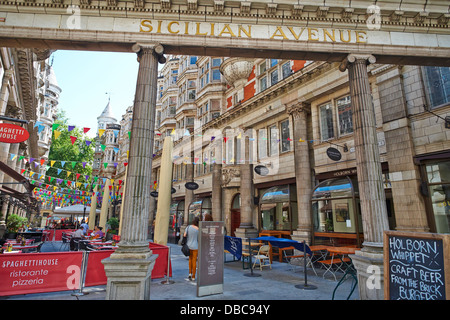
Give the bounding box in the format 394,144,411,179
0,252,83,296
149,242,172,278
84,250,113,287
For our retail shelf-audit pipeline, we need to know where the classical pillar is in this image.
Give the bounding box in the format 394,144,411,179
211,147,222,223
0,70,13,185
154,136,173,245
182,151,194,236
286,102,313,244
102,44,164,300
235,136,258,239
340,54,389,300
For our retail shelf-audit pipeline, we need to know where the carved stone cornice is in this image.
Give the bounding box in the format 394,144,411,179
0,0,448,29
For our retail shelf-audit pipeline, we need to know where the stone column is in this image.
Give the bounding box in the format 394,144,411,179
1,143,19,219
211,148,222,223
235,136,258,239
183,151,194,232
340,54,390,300
0,71,13,184
286,102,313,244
102,44,164,300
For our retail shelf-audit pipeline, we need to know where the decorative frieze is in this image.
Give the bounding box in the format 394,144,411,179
160,0,171,9
266,3,277,15
316,6,329,19
240,1,251,14
389,10,404,22
341,7,354,20
187,0,197,11
438,13,450,25
213,0,224,12
292,4,303,17
414,11,429,24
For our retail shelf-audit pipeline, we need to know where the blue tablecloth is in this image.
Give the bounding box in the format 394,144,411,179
251,236,313,256
224,236,242,260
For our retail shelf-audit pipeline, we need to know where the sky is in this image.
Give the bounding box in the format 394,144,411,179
50,50,140,138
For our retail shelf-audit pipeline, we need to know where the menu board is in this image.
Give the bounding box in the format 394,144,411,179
384,231,449,300
197,221,224,297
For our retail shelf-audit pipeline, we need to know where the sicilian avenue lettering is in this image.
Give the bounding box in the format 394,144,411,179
139,20,367,44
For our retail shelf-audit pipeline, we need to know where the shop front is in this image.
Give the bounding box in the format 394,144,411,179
187,197,212,224
311,176,363,247
416,153,450,234
258,184,298,237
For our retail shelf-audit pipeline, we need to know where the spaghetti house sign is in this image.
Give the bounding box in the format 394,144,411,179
139,20,368,44
0,123,29,144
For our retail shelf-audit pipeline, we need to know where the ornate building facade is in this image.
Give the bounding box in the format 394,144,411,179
149,56,450,249
0,48,57,220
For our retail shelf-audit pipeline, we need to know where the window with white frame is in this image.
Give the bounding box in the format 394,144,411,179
258,129,267,159
336,95,353,136
282,62,292,79
280,119,291,152
269,125,279,156
319,103,334,141
423,66,450,109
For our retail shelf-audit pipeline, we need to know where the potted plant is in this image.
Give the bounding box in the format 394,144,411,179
6,214,28,239
106,218,119,240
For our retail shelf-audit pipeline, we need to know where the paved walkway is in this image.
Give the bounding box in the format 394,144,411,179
2,241,359,301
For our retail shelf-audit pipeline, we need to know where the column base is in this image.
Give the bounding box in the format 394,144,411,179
102,249,157,300
351,249,385,300
234,227,259,240
291,229,312,244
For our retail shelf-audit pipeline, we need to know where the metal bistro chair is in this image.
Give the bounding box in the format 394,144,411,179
287,249,318,276
60,233,70,251
252,245,272,271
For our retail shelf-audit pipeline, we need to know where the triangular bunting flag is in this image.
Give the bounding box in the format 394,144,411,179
52,123,60,131
54,130,61,139
68,125,75,132
98,129,105,137
70,136,77,145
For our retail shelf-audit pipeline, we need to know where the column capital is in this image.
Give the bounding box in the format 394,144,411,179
339,54,376,72
285,100,310,119
131,43,165,63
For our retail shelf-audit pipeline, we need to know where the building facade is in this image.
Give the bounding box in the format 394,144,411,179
147,56,450,248
0,48,57,221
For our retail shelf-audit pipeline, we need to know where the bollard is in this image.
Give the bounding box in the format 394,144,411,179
72,250,90,297
161,246,174,285
295,240,317,290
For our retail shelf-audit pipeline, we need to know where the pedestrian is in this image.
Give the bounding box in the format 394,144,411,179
91,226,105,239
184,216,199,281
70,226,85,251
80,220,89,235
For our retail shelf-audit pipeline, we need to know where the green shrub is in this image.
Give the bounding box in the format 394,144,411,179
6,214,28,233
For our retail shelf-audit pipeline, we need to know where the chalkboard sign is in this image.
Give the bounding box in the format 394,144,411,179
384,231,450,300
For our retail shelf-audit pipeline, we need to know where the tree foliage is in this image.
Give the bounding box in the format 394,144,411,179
47,110,95,191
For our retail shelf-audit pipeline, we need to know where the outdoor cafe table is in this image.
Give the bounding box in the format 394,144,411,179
2,244,39,252
324,246,358,300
